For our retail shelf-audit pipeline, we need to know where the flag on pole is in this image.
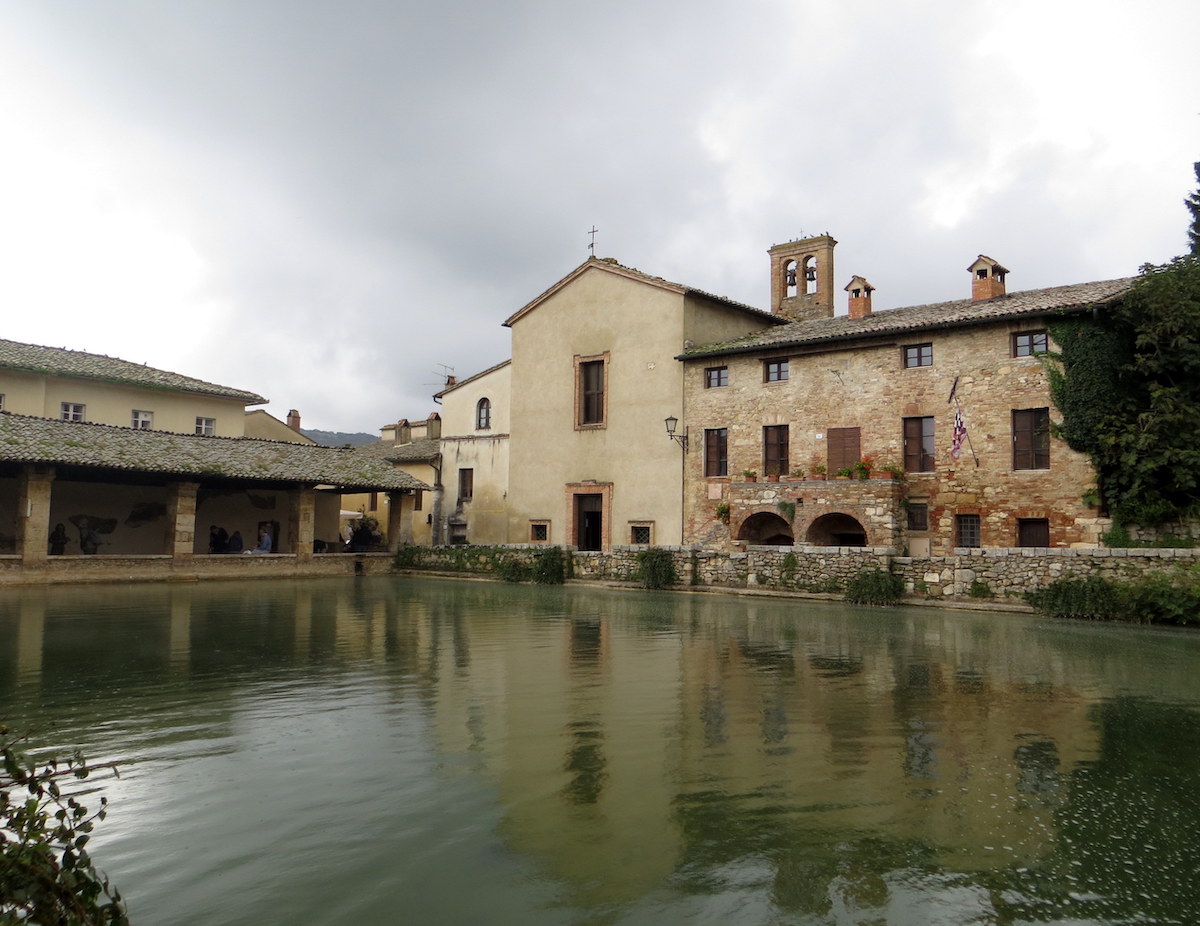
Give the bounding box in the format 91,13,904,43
951,408,967,460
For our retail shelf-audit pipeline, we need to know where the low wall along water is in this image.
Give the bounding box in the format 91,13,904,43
397,543,1200,602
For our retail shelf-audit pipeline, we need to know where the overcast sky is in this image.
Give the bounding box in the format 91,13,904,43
2,1,1197,434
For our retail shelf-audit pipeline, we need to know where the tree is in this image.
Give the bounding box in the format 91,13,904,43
1,727,127,925
1187,161,1200,257
1047,256,1200,529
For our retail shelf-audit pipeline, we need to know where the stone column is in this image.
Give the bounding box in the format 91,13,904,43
165,481,200,560
17,464,55,563
290,486,316,561
386,490,410,552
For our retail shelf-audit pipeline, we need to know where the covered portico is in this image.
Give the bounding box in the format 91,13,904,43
0,413,428,585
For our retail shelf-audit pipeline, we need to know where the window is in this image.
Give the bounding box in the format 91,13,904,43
704,428,728,477
575,355,607,427
907,503,929,531
827,427,861,473
1012,408,1050,469
705,366,728,388
530,521,549,542
763,425,789,477
414,490,423,511
458,468,474,502
195,417,216,436
630,523,652,545
903,343,933,368
61,402,86,422
764,359,789,383
1018,518,1050,547
955,514,981,548
903,416,936,472
1013,330,1049,357
0,395,5,411
476,397,492,430
131,410,153,430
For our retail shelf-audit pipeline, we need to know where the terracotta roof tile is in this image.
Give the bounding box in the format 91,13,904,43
0,413,427,491
681,277,1134,359
0,338,268,404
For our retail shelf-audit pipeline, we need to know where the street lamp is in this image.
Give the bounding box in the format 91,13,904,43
664,416,688,452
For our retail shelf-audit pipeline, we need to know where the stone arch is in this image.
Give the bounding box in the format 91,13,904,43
805,512,868,546
737,511,794,546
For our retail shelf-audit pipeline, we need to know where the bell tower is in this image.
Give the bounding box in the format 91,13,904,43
768,234,837,320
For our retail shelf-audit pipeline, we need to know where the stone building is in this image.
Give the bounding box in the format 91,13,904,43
680,235,1132,555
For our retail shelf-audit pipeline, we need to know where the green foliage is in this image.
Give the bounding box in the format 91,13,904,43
1046,257,1200,529
780,552,798,584
776,501,795,522
844,568,904,606
1187,160,1200,256
531,546,566,585
1026,568,1200,625
714,502,730,524
635,548,678,589
1,728,127,925
494,557,531,582
967,578,994,598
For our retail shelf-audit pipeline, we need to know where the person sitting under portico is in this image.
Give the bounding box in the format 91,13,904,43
245,527,273,554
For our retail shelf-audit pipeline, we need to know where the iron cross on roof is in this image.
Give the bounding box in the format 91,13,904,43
588,225,598,256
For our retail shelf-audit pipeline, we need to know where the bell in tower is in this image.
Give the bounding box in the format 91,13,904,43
768,234,837,320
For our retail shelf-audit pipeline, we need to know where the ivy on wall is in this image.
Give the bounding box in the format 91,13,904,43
1046,256,1200,529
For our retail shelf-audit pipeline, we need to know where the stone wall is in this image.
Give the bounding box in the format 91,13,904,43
682,317,1104,555
393,543,1200,603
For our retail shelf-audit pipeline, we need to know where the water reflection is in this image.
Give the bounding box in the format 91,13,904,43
1,578,1199,924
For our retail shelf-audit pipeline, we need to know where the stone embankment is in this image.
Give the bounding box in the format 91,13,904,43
398,543,1200,601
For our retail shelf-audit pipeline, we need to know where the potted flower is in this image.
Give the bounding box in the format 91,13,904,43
853,454,876,480
765,465,780,483
810,462,827,481
742,469,758,483
880,462,905,481
833,467,853,480
789,467,805,480
715,501,731,524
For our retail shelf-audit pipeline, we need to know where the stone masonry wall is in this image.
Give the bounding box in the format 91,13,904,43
683,318,1103,555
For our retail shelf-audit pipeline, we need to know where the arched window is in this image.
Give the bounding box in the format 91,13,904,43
783,259,798,298
476,397,492,430
803,256,818,295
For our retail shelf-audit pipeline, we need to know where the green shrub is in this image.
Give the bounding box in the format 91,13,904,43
967,579,994,598
495,557,531,583
845,568,904,605
1025,576,1126,621
636,548,678,589
531,546,566,585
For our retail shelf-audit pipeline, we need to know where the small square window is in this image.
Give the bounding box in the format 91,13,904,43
132,410,153,430
61,402,86,422
903,343,933,368
1018,518,1050,547
195,417,216,436
955,514,981,548
764,358,789,383
530,521,549,542
906,503,929,532
705,366,729,388
1013,331,1048,357
630,523,652,545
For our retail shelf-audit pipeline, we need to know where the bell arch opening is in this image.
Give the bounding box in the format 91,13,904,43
806,513,868,547
737,512,794,546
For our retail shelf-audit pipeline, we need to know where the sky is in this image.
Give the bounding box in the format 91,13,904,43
2,1,1197,434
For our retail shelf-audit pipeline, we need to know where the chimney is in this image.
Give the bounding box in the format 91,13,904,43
845,276,875,318
768,234,838,321
286,409,302,432
427,411,442,440
968,255,1008,301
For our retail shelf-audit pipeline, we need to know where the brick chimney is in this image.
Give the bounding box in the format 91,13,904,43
286,409,302,432
968,255,1008,301
768,234,837,321
845,276,875,318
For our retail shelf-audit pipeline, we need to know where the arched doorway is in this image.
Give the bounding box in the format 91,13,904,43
806,513,868,546
737,512,794,546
